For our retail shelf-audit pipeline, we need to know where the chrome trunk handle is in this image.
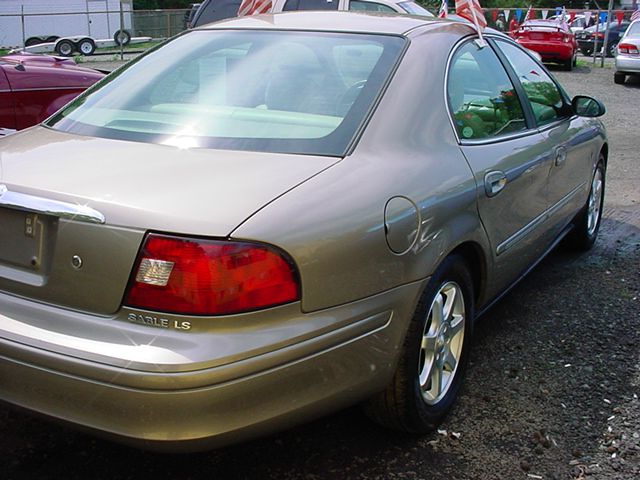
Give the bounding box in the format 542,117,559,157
0,184,105,224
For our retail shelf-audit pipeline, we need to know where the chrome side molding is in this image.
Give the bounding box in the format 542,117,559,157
0,184,105,224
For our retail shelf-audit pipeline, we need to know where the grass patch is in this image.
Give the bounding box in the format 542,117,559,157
97,41,161,53
0,49,9,56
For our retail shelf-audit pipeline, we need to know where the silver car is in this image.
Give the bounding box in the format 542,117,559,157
0,12,606,450
614,19,640,84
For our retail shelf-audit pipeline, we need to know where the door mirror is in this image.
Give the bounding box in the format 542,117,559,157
572,95,606,117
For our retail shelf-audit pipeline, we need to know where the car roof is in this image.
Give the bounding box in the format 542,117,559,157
194,10,449,36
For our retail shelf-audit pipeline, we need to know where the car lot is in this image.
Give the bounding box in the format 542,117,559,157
1,59,639,480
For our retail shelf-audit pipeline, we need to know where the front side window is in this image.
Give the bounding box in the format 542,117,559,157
447,41,526,141
349,1,396,13
47,30,405,156
494,40,566,126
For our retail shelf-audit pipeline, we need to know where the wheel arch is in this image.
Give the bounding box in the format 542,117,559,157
444,241,487,313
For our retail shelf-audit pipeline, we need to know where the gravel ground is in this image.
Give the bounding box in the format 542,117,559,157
1,61,639,480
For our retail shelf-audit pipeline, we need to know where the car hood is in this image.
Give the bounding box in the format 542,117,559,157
0,127,339,237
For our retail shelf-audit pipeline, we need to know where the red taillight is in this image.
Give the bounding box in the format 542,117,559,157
124,233,300,315
618,43,638,55
594,32,604,39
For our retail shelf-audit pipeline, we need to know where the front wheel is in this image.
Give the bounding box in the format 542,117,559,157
55,39,75,57
564,159,606,251
364,255,474,433
77,38,96,56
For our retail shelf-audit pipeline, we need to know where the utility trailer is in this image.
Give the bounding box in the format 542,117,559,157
21,34,151,56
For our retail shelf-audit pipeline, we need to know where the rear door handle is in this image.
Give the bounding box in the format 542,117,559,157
484,171,507,197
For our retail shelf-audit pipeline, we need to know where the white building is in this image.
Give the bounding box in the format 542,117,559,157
0,0,133,48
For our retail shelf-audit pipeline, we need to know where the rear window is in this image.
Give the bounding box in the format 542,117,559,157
47,30,405,157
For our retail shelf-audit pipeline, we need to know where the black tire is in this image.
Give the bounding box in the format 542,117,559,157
564,158,606,251
607,42,618,58
614,72,626,85
364,255,474,433
113,29,131,46
581,47,593,56
77,38,96,56
564,58,573,71
45,36,59,43
55,39,75,57
25,36,44,47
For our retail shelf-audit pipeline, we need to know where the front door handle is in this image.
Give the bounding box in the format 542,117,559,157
484,171,507,197
555,146,567,166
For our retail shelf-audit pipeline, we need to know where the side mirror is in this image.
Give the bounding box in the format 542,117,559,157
572,95,606,117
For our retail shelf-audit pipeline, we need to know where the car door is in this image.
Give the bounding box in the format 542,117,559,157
494,39,599,240
0,65,16,130
447,39,553,297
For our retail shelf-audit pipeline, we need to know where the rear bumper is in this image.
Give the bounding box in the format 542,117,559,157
615,55,640,73
516,40,574,61
0,280,425,449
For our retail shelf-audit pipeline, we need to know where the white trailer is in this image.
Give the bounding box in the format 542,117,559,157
0,0,133,48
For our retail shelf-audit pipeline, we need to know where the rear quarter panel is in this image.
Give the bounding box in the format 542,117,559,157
232,25,491,313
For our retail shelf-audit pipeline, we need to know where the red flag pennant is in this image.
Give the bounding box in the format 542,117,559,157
569,11,576,23
616,11,625,26
492,10,498,22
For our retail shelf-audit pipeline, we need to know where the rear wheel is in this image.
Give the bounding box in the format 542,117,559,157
364,255,474,433
607,42,618,57
565,158,605,251
614,72,626,84
581,47,593,56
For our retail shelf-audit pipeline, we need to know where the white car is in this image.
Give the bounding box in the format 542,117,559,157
191,0,433,27
614,20,640,84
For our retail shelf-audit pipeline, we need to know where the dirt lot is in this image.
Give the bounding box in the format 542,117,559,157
1,63,639,480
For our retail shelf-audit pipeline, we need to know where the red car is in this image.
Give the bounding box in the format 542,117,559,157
511,20,578,70
0,53,104,136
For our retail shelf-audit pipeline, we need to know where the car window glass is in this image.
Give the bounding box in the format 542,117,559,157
495,40,565,126
447,41,526,140
48,30,404,157
626,22,640,36
283,0,339,11
194,0,241,26
397,1,432,15
349,1,395,13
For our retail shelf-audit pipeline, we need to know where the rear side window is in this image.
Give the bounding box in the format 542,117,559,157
48,30,405,157
193,0,241,27
494,40,565,127
349,1,396,13
447,41,526,140
283,0,339,11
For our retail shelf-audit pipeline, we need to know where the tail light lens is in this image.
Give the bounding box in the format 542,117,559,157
124,233,300,315
618,43,638,55
594,32,604,39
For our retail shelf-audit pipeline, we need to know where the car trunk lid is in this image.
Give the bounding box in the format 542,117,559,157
0,127,338,314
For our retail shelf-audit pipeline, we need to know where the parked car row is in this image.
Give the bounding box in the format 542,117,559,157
576,21,630,57
190,0,433,27
0,11,608,450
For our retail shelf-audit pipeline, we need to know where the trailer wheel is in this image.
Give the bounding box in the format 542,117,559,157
55,39,75,57
25,37,45,47
45,36,60,43
77,38,96,56
113,30,131,47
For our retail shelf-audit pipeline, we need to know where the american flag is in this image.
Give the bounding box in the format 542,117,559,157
438,0,448,19
237,0,272,16
455,0,487,29
632,6,640,22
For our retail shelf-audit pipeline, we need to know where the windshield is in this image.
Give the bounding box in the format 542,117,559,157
398,1,433,16
48,30,405,157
